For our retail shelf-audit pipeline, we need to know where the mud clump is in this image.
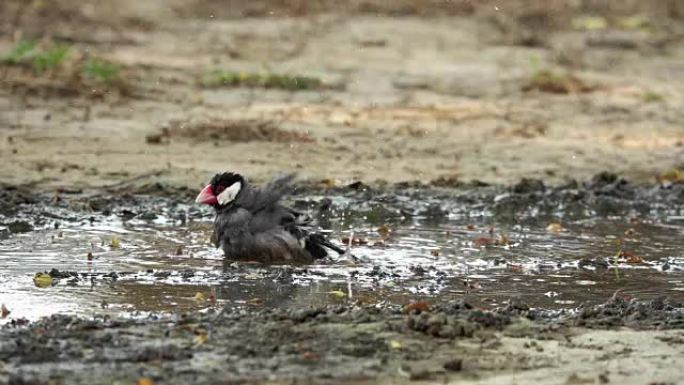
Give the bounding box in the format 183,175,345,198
5,221,33,234
406,300,511,338
153,119,314,143
406,313,477,338
522,69,596,94
0,184,36,215
512,178,545,194
575,296,684,329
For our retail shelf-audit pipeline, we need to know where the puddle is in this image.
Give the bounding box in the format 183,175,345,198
1,187,683,322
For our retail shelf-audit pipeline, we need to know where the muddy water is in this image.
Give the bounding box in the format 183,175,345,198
1,188,683,322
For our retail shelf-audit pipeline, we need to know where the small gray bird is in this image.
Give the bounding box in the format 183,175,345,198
195,172,345,264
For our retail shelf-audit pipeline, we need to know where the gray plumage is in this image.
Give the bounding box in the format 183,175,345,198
205,173,340,264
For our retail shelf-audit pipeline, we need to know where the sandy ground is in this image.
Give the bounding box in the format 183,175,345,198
0,1,683,191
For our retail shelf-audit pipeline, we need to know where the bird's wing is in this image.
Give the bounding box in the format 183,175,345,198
217,206,314,263
248,205,297,234
235,173,296,213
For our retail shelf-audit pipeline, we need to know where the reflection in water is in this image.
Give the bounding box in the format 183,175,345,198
0,195,683,322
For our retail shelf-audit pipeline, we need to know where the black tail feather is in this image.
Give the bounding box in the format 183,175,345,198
305,233,346,258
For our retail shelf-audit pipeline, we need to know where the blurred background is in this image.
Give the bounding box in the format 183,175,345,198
1,0,683,189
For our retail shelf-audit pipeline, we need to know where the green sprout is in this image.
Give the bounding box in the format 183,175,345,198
32,44,70,73
641,91,663,103
82,58,120,83
1,40,37,64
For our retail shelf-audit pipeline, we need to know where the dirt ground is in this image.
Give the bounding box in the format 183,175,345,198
1,295,684,385
1,1,684,384
1,0,683,191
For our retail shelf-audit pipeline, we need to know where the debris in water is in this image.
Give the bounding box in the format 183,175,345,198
498,233,510,246
193,328,209,346
300,351,319,360
110,236,121,249
341,237,368,246
326,290,347,298
1,304,10,318
208,288,217,305
377,224,392,238
473,237,494,247
246,298,264,306
546,223,564,233
620,250,644,264
405,301,430,313
33,272,53,288
137,377,154,385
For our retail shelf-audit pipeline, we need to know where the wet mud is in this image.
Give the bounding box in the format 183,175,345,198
1,296,682,384
1,176,683,384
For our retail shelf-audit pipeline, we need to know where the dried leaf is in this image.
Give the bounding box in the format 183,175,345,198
87,252,94,261
620,250,643,264
110,236,121,249
175,245,184,255
193,333,208,346
208,288,217,305
473,237,493,247
341,237,368,246
430,249,440,257
1,304,10,318
377,224,391,238
137,378,154,385
246,298,263,306
657,167,684,184
466,224,476,230
507,264,524,273
320,178,337,188
194,292,206,302
193,327,209,346
33,272,53,288
327,290,347,298
546,223,564,233
404,301,429,313
301,351,319,360
389,340,402,349
498,233,509,246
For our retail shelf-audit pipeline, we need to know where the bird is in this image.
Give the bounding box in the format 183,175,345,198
194,172,346,264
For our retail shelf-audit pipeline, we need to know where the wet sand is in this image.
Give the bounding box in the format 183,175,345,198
1,1,683,190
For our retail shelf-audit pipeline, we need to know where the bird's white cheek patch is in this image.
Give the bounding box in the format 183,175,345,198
217,182,241,205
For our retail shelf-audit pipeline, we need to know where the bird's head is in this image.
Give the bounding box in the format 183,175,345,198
195,172,244,207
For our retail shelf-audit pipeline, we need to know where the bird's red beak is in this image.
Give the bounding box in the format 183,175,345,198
195,184,218,205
